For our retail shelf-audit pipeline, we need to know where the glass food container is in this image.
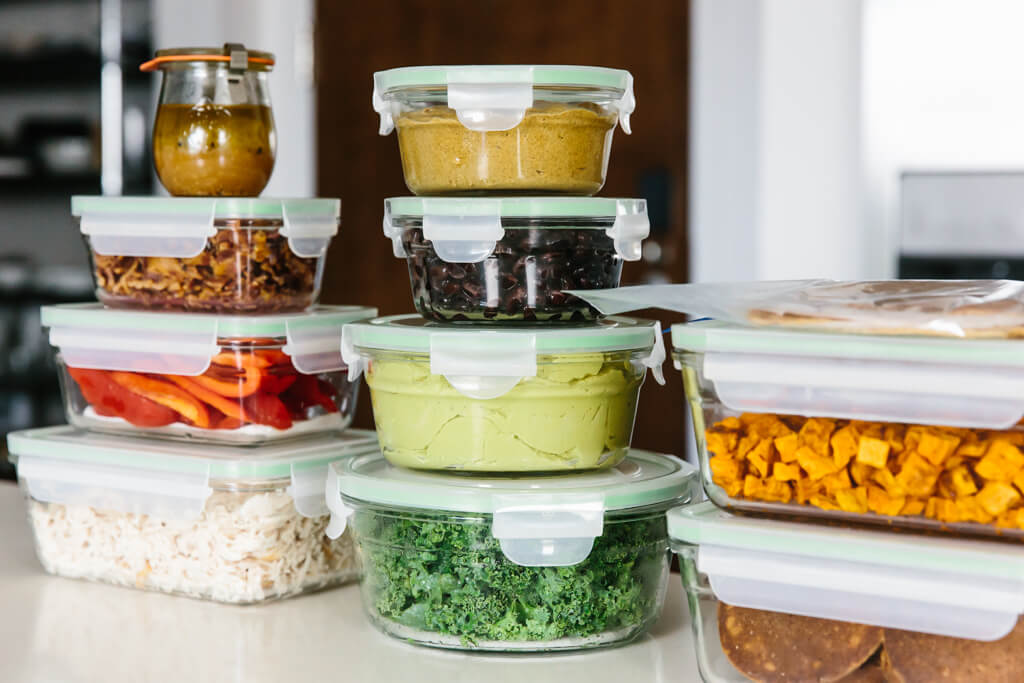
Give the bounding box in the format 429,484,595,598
342,314,665,472
326,449,697,652
7,425,379,604
373,65,635,195
43,303,376,445
670,502,1024,683
385,196,649,323
73,196,339,313
142,43,276,197
673,319,1024,541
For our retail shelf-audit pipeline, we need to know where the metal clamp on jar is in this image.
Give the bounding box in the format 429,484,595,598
141,43,277,197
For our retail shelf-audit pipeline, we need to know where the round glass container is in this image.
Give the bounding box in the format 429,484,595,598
327,450,698,651
342,314,665,472
373,65,635,196
384,197,649,324
142,44,277,197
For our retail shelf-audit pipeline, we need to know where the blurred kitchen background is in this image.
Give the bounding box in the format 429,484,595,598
0,0,1020,479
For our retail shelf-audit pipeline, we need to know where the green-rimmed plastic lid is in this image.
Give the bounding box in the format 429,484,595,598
342,313,665,399
384,196,649,262
326,450,697,567
372,65,635,135
374,65,632,93
672,319,1024,430
671,319,1024,366
670,502,1024,642
43,303,377,377
72,196,340,259
8,425,378,520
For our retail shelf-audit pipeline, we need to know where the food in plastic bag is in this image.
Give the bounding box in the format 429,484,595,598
570,280,1024,338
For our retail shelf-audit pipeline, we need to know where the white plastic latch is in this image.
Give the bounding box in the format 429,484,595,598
324,465,353,539
613,72,636,134
445,67,535,131
421,198,505,263
430,331,537,399
699,544,1024,641
48,322,219,376
81,202,217,259
288,463,329,518
284,319,347,374
279,200,339,258
18,454,213,521
606,200,650,261
372,84,403,136
492,494,605,567
447,82,533,131
633,321,666,386
340,325,365,382
382,203,408,257
704,353,1024,429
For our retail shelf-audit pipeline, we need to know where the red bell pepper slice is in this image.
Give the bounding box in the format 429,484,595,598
212,415,245,430
192,363,263,398
167,376,247,422
281,375,339,415
168,375,294,430
241,392,293,430
212,350,271,370
68,367,178,427
259,372,297,396
109,372,212,429
210,348,291,370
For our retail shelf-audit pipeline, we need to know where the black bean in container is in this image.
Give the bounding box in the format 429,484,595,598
402,228,622,323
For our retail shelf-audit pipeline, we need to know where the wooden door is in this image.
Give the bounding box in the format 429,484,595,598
315,0,690,456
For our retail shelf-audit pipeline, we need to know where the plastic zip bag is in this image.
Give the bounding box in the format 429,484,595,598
570,280,1024,338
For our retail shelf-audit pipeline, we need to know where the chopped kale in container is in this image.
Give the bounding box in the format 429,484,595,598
352,509,670,648
329,450,696,652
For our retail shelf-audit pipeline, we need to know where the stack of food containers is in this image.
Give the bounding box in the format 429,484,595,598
661,280,1024,681
5,44,379,604
317,65,700,651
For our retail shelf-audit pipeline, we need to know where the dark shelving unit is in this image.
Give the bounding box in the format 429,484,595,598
0,49,151,91
0,0,153,480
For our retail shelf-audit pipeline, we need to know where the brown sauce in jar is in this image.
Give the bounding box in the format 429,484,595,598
153,103,275,196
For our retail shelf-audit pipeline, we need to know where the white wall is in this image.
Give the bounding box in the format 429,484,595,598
690,0,865,282
863,0,1024,274
151,0,316,197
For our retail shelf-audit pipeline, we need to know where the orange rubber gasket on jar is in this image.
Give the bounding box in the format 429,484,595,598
140,54,275,72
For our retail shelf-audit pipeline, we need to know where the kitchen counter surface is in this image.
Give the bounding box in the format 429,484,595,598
0,481,700,683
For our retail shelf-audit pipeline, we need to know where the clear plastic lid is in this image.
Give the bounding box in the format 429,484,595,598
572,280,1024,337
372,65,635,134
384,196,649,262
72,196,340,259
7,425,378,520
343,314,665,398
42,303,377,376
673,320,1024,429
670,502,1024,641
326,450,697,566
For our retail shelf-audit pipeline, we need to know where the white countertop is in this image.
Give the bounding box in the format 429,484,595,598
0,481,700,683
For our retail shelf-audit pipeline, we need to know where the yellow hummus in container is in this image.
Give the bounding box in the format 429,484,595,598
342,314,665,473
373,65,636,196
